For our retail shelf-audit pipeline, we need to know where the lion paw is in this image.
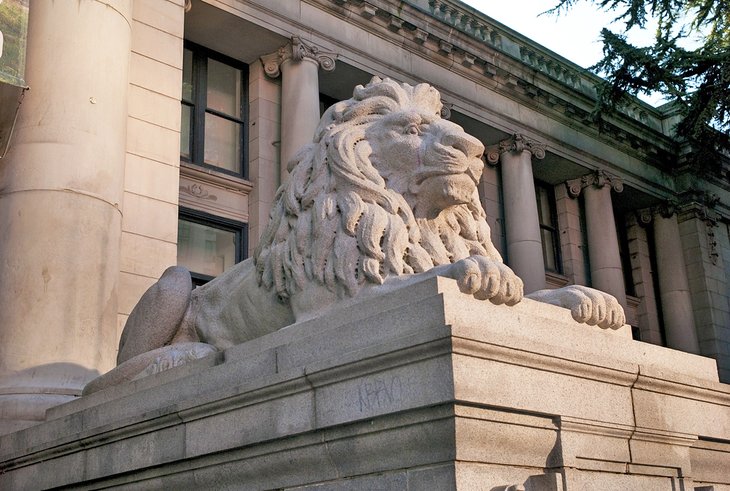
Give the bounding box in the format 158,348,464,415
450,256,523,305
527,285,625,330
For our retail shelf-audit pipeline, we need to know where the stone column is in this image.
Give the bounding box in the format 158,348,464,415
650,204,700,353
0,0,131,433
261,36,336,183
486,134,546,293
566,170,627,308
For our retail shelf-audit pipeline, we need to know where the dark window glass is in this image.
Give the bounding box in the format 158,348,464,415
181,43,248,177
535,182,562,274
615,212,636,296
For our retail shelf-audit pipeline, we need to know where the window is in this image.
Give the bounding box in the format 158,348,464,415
177,209,247,287
535,182,561,273
319,93,338,116
181,43,248,177
615,212,636,296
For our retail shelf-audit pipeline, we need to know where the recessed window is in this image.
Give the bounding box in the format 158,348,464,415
177,209,247,286
535,182,562,274
181,43,248,177
319,93,339,116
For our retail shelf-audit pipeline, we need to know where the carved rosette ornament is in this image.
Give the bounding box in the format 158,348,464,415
260,36,337,79
485,134,545,165
636,207,654,226
565,169,624,198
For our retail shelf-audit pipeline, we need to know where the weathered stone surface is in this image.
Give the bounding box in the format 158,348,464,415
1,276,728,490
83,342,218,396
116,266,193,365
102,78,627,394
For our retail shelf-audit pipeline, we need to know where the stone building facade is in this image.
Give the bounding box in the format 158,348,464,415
0,0,728,434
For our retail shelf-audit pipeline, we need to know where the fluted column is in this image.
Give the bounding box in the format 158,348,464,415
487,134,546,293
646,204,700,353
566,170,627,308
0,0,132,433
261,36,336,183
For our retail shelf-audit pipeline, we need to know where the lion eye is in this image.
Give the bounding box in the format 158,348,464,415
405,124,420,135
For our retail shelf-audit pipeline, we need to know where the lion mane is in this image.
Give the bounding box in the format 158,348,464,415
254,77,498,300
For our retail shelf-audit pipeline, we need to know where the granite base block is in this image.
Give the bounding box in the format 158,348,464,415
1,277,729,490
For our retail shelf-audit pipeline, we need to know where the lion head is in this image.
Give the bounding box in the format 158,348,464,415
254,77,502,299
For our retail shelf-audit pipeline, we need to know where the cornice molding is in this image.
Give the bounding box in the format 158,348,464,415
323,0,676,169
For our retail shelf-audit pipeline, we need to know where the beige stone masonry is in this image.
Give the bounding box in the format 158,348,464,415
178,164,252,223
678,201,730,381
261,36,336,182
637,203,701,353
119,0,185,349
487,134,547,293
478,161,504,257
555,181,588,286
1,276,727,489
247,60,281,253
0,0,133,434
627,212,663,345
566,170,628,309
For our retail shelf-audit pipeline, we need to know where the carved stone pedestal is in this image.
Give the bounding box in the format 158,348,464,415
1,277,729,490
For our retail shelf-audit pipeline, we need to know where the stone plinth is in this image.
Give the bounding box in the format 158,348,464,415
1,277,729,490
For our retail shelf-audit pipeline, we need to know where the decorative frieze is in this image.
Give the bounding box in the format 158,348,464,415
260,36,337,79
485,134,545,164
459,52,476,67
565,170,624,199
519,46,581,89
388,16,403,31
179,183,218,202
360,4,377,18
325,0,672,166
413,28,428,43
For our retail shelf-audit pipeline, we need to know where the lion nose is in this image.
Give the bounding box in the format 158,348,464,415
441,125,484,159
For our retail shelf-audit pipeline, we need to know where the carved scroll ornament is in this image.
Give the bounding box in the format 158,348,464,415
486,134,545,164
566,169,623,198
261,36,337,79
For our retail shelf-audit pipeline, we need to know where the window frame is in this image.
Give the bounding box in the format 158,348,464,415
181,41,249,179
177,207,248,286
534,180,562,274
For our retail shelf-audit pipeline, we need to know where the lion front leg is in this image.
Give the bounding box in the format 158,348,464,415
526,285,626,330
447,256,524,305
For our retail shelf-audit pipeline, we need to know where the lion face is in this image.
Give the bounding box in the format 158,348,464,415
365,109,485,219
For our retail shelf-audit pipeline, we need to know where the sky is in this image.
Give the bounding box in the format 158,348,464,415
461,0,665,104
461,0,657,68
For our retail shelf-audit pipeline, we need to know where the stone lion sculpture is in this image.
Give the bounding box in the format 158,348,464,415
84,77,624,394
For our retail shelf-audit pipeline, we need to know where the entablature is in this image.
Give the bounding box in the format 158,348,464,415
321,0,678,170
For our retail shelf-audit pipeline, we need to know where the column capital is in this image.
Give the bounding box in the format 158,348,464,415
676,190,720,224
676,191,721,265
260,36,337,79
565,169,623,198
635,200,678,226
486,133,545,164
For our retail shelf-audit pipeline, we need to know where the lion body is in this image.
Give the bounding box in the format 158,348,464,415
98,78,623,394
184,77,503,349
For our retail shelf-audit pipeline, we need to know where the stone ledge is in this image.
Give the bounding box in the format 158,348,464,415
1,276,728,489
